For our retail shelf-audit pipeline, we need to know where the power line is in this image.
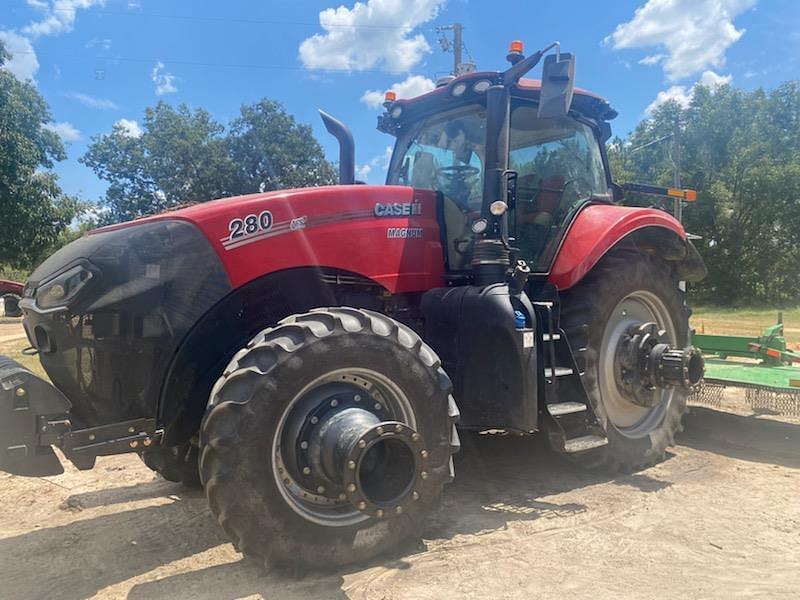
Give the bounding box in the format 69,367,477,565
46,7,415,30
10,49,414,76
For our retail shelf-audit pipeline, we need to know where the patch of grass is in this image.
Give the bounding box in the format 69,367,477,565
0,319,46,378
691,306,800,349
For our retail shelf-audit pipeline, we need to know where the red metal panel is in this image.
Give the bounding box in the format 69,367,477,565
0,279,24,295
91,186,446,293
547,204,686,290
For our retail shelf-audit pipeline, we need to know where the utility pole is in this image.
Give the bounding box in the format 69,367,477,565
437,24,474,76
672,117,682,222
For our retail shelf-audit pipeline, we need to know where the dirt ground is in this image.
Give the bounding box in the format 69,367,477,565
1,320,800,599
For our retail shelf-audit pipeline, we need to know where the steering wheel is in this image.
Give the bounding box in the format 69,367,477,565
436,165,480,211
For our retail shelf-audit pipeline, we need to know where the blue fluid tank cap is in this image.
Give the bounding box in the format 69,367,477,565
514,310,526,329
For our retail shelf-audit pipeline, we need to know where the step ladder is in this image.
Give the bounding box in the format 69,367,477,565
533,301,607,454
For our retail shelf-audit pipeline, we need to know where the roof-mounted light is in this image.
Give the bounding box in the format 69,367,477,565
451,81,467,97
384,90,397,102
507,40,525,65
473,79,492,93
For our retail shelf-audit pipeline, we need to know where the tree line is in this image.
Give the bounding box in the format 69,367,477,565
1,39,798,306
609,82,800,306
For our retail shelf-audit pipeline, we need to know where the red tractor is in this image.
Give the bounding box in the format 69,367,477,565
0,279,23,317
0,42,705,567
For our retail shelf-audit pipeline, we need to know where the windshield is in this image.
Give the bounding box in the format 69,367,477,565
387,104,486,270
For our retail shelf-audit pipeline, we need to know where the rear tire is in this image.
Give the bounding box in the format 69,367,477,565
199,307,457,568
560,251,689,471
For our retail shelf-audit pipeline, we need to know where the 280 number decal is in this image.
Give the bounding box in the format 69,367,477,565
228,210,273,240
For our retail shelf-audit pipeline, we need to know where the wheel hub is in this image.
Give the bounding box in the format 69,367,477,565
274,370,423,525
616,322,704,408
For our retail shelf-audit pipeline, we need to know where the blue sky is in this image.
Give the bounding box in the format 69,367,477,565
1,0,798,201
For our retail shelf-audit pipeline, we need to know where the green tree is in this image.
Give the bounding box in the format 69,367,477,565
227,99,337,194
0,40,81,269
82,99,336,223
81,102,238,223
610,81,800,306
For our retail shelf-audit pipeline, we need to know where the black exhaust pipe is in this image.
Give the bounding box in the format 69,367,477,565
319,110,355,185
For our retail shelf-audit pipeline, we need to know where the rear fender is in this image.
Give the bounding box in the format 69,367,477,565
548,205,706,290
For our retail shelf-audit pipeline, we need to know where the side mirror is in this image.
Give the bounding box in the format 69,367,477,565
537,52,575,119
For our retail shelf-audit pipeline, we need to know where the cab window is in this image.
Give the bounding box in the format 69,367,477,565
509,104,607,271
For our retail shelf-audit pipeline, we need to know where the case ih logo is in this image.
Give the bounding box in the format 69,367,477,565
374,202,422,217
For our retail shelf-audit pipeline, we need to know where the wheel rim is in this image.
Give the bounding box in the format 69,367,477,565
598,290,677,437
272,368,417,527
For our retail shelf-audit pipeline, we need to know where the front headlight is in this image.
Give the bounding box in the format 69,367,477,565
36,264,94,309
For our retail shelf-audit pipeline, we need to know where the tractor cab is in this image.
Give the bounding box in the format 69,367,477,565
379,42,618,277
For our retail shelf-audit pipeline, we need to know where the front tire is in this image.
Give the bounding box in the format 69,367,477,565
199,307,457,568
561,251,689,471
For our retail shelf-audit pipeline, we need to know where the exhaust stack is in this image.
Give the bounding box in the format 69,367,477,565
319,110,355,185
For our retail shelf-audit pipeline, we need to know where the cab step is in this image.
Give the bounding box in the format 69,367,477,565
545,367,573,378
547,401,587,416
563,435,608,453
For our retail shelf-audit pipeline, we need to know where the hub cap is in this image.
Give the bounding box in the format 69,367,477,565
272,368,421,527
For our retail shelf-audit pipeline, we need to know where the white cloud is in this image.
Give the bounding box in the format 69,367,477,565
697,70,732,88
43,121,81,141
607,0,756,80
361,74,435,108
85,37,111,50
638,54,665,66
114,118,142,138
23,0,107,39
299,0,444,72
0,30,40,80
646,70,732,113
151,61,177,95
66,91,117,109
355,146,393,182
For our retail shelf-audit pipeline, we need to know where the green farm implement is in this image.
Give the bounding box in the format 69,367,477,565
693,314,800,416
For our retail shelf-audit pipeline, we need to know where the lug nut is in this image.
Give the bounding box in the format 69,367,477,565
284,478,291,486
300,441,309,450
347,460,356,470
374,403,382,411
346,483,356,493
395,423,402,432
143,439,152,447
88,434,96,441
310,416,319,424
15,388,26,397
357,501,367,511
330,399,339,407
316,486,326,494
412,491,419,501
376,509,384,518
377,426,384,435
129,440,139,448
357,439,366,449
128,426,135,433
420,450,428,459
420,471,428,480
395,506,403,515
411,433,420,442
354,394,361,402
303,467,311,475
338,493,347,501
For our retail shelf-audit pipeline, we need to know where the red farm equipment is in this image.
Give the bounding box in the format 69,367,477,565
0,279,23,317
0,41,705,567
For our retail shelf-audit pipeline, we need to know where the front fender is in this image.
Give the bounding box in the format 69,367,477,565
548,204,705,290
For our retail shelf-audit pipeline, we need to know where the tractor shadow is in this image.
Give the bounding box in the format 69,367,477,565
0,436,667,600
